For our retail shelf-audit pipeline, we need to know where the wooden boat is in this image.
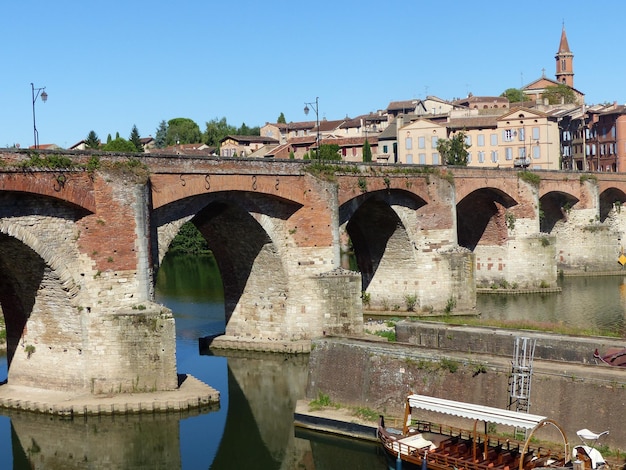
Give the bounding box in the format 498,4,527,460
378,394,575,470
593,347,626,367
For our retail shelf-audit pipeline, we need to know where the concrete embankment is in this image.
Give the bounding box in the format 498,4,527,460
293,400,378,442
305,322,626,451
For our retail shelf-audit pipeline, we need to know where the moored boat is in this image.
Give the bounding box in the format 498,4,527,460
378,394,585,470
593,347,626,367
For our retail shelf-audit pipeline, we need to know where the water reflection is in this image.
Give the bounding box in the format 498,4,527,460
6,407,217,470
1,257,625,468
477,276,626,336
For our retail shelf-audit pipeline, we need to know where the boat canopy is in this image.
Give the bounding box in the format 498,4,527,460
407,394,547,430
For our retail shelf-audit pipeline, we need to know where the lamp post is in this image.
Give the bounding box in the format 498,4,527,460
31,83,48,149
304,97,320,162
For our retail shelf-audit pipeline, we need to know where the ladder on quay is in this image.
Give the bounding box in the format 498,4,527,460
508,336,536,438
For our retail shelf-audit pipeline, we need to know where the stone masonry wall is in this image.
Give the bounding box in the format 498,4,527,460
307,337,626,450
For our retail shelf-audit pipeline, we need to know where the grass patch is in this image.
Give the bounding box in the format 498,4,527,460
309,391,338,410
370,330,396,342
352,406,379,421
423,316,619,338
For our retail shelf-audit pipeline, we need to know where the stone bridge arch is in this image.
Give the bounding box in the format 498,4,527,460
538,191,580,233
599,187,626,222
0,191,90,390
339,189,427,300
456,187,519,251
152,190,303,340
338,181,474,313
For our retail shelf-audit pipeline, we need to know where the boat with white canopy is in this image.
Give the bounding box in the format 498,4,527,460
378,394,580,470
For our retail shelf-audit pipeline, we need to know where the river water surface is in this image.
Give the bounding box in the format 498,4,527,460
0,257,624,468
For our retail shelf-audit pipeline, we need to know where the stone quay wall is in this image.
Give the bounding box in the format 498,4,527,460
306,334,626,451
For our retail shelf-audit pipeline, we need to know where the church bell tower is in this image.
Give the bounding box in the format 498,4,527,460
555,25,574,87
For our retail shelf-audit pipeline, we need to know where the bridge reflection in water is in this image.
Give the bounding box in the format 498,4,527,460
2,256,625,468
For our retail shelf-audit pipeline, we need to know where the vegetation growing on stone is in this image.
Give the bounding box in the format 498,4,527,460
518,170,540,186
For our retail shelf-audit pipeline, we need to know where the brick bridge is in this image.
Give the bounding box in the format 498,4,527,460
1,149,625,397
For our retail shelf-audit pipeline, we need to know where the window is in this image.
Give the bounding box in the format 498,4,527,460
561,59,566,71
532,127,540,140
490,134,498,146
610,143,615,154
612,126,617,138
431,136,438,148
432,153,440,165
465,135,472,146
491,151,498,163
342,148,347,156
478,151,485,163
352,147,357,156
503,129,513,142
533,145,540,159
383,144,388,153
419,153,426,164
519,147,526,158
477,134,485,147
405,137,412,150
418,136,425,149
518,128,525,141
467,152,472,163
505,148,513,160
406,154,413,164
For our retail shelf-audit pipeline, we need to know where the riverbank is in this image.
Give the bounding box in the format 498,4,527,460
306,331,626,452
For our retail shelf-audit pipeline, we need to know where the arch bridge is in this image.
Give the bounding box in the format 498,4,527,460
1,150,625,396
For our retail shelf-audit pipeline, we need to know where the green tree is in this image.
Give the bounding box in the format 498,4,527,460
237,122,260,136
501,88,526,103
319,143,341,161
129,124,143,152
168,221,210,255
436,131,470,166
204,117,236,147
154,120,167,149
166,118,202,146
542,84,576,105
277,112,286,124
102,137,137,153
362,139,372,162
106,134,112,144
85,130,100,149
289,150,295,159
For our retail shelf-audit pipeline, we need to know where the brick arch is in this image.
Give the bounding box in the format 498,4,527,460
339,189,427,292
152,190,303,264
457,188,518,251
152,191,301,338
599,187,626,222
539,191,580,233
0,172,96,213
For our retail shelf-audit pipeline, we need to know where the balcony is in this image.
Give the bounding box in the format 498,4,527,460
514,157,530,168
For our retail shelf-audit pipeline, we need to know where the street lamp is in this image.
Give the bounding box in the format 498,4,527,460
31,83,48,149
304,97,320,162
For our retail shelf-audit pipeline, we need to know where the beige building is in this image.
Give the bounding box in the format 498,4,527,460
396,107,561,170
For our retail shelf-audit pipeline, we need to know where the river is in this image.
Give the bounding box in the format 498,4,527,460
0,257,624,468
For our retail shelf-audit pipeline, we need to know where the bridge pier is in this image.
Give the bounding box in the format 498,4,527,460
0,166,180,399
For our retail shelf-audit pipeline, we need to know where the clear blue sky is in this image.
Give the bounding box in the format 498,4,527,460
2,0,625,149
